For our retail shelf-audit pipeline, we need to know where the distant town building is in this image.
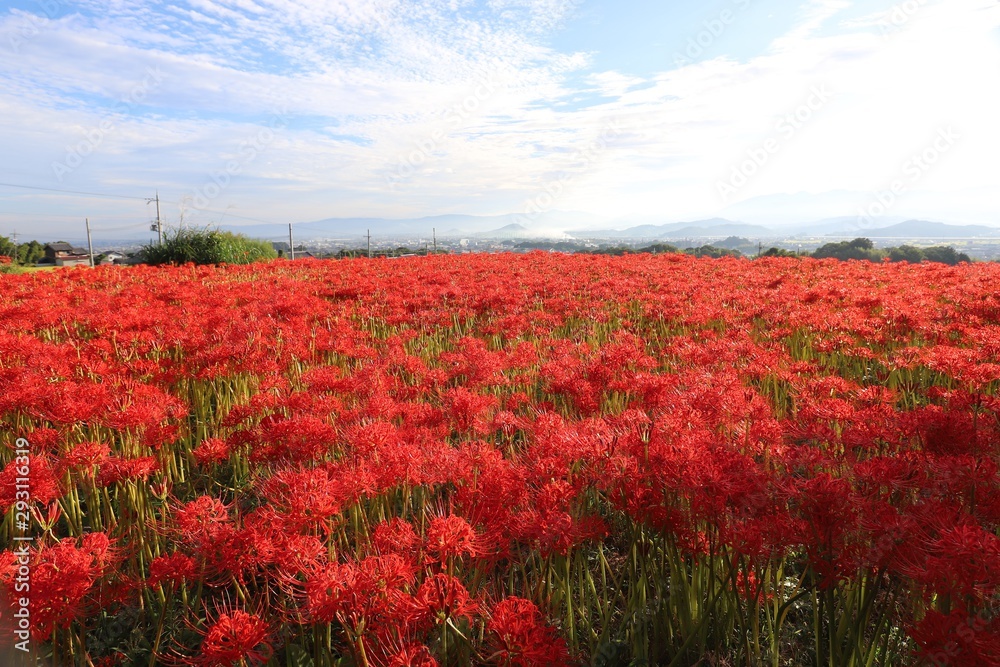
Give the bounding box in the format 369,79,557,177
272,241,315,259
44,242,91,267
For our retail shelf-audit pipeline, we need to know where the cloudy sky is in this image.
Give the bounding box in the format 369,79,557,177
0,0,998,239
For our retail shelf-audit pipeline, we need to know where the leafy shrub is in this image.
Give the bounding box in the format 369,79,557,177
142,228,277,265
0,255,26,274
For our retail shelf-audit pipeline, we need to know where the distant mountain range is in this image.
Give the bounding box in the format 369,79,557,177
215,211,593,240
46,212,1000,245
566,219,775,239
564,218,1000,241
828,220,1000,239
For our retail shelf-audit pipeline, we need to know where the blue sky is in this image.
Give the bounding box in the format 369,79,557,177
0,0,998,239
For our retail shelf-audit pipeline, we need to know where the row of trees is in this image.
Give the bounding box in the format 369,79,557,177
0,230,977,269
0,236,45,265
811,237,971,264
135,234,979,266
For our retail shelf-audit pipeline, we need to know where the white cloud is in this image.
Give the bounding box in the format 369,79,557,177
0,0,998,236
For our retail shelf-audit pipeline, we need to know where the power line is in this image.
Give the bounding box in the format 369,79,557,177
0,182,286,226
0,211,93,218
0,181,147,201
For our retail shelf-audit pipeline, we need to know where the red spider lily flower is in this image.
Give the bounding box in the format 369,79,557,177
425,515,480,565
29,501,62,532
198,610,272,666
258,467,349,533
250,415,337,463
300,555,414,630
171,495,231,546
907,522,1000,600
267,530,326,576
61,441,112,471
1,533,117,641
0,455,62,508
910,609,1000,667
373,517,420,558
175,606,273,667
192,437,230,466
442,387,499,434
405,573,478,631
485,597,572,667
387,643,439,667
97,455,159,487
515,509,608,558
149,552,199,588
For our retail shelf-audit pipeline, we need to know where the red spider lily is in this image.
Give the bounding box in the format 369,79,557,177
247,415,338,463
172,495,231,542
2,251,1000,664
29,501,63,533
258,466,351,534
0,455,62,508
485,596,572,667
60,441,112,471
425,515,480,565
192,437,230,466
373,517,420,559
404,573,478,631
441,387,499,434
0,533,117,641
97,455,159,486
173,605,273,667
386,643,439,667
300,555,414,629
910,609,1000,667
149,552,199,588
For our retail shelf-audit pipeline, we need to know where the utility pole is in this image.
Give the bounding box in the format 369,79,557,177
147,191,163,244
367,229,371,258
85,218,94,268
289,223,295,260
10,229,17,264
433,227,437,254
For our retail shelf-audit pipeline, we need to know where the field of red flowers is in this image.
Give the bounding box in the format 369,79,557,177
1,252,999,666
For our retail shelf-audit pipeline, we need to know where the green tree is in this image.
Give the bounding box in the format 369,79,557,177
812,238,884,262
684,245,741,258
761,247,799,258
887,245,925,263
923,245,970,265
16,240,44,265
0,235,15,259
638,243,680,254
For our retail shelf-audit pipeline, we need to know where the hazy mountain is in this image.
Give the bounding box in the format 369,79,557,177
719,191,873,227
567,219,774,239
37,211,1000,245
214,211,600,240
475,223,571,239
664,223,776,238
222,215,514,239
848,220,1000,239
777,216,904,236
